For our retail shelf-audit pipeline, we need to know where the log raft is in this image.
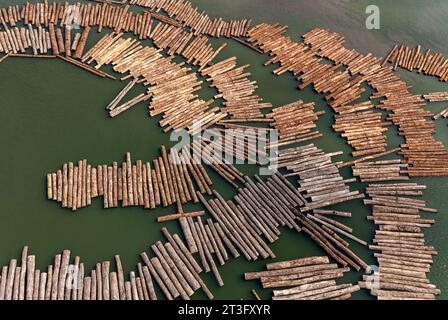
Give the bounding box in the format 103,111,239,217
362,183,440,300
46,148,215,211
245,256,360,300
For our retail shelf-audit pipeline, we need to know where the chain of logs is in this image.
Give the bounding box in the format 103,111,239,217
46,147,214,211
383,44,448,81
360,183,440,300
245,256,360,300
129,0,251,37
266,100,324,148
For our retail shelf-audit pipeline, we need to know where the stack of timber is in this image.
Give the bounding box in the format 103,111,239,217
361,183,440,300
332,102,390,157
46,148,214,211
82,33,227,133
271,143,363,211
292,208,369,271
383,44,448,81
266,100,324,148
422,91,448,102
244,256,360,300
301,28,448,176
352,160,409,182
201,57,272,121
129,0,251,37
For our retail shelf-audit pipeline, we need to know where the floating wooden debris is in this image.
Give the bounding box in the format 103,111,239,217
362,183,440,300
266,100,324,148
245,256,360,300
352,159,409,182
194,140,246,189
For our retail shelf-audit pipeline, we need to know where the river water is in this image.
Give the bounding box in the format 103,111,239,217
0,0,447,299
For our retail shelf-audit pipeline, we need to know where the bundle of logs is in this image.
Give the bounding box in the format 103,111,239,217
360,183,440,300
293,208,369,271
383,44,448,81
0,1,249,39
432,108,448,120
201,56,272,121
272,143,364,211
83,32,227,133
247,24,367,112
266,100,324,148
0,23,92,59
332,102,390,157
149,24,227,69
196,172,304,262
0,225,219,300
422,91,448,102
245,256,360,300
300,28,448,176
129,0,251,37
199,126,270,168
351,159,409,182
197,138,252,188
46,147,214,211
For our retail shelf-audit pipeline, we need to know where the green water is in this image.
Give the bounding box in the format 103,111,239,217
0,0,447,300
